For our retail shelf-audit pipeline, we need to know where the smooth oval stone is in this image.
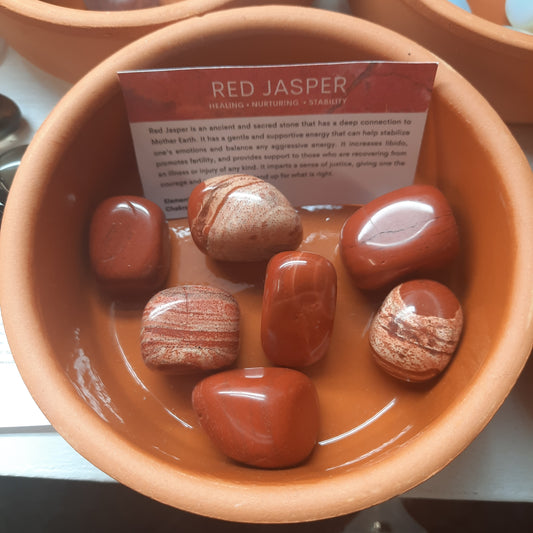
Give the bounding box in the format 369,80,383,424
261,251,337,368
83,0,159,10
340,184,459,290
369,279,463,382
192,367,320,468
89,195,170,299
506,0,533,33
141,285,240,374
0,94,21,141
188,174,303,262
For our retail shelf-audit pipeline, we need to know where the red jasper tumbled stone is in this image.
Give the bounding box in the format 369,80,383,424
340,184,460,290
188,174,302,262
261,251,337,368
89,195,170,299
192,367,320,468
369,279,463,382
141,285,240,374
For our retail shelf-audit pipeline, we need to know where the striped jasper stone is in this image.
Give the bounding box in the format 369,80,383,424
369,279,463,382
140,285,240,374
188,174,303,262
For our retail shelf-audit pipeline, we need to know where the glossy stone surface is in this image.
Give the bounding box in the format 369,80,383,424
89,195,170,298
188,174,303,262
369,279,463,382
83,0,160,10
0,94,21,141
141,285,240,374
340,184,460,291
192,367,320,468
261,251,337,368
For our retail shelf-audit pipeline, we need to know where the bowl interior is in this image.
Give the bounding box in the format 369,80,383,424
3,7,533,522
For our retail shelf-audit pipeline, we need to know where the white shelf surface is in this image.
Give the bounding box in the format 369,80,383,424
1,0,533,503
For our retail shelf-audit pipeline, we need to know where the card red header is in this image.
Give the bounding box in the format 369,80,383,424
119,62,437,122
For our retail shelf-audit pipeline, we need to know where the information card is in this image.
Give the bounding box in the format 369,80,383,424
119,61,437,219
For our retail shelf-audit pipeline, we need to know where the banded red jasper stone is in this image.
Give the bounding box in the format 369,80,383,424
192,367,320,468
89,195,170,299
340,185,460,290
369,279,463,382
261,251,337,368
187,174,303,262
140,285,240,374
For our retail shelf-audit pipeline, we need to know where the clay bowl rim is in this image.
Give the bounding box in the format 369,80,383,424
0,0,283,28
2,5,533,523
401,0,533,52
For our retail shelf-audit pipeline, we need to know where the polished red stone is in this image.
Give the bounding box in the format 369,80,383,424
369,279,463,382
188,174,302,262
261,251,337,368
340,185,460,290
192,367,320,468
141,285,240,374
89,195,170,299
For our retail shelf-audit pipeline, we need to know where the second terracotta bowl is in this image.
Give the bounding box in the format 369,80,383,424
2,5,533,524
0,0,312,83
349,0,533,123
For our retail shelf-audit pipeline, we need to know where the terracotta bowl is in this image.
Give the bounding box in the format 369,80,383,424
2,5,533,523
0,0,312,83
349,0,533,124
